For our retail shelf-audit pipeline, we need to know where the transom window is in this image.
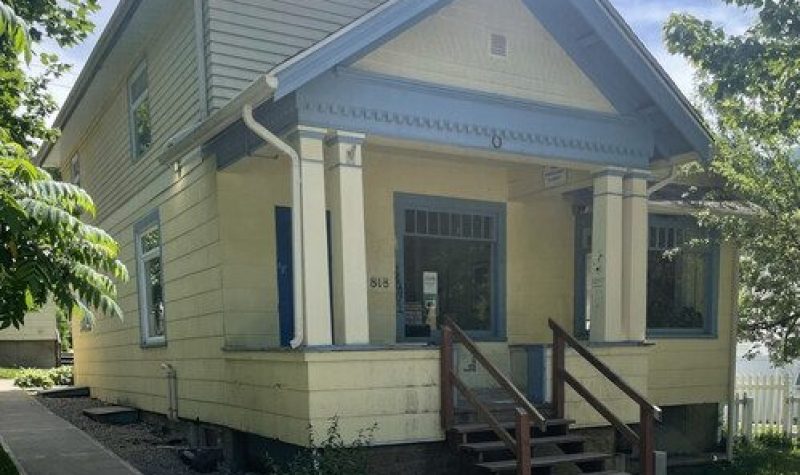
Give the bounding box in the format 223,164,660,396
128,63,152,159
396,194,505,341
135,211,165,345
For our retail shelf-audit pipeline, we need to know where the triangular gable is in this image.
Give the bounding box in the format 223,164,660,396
354,0,616,114
268,0,711,162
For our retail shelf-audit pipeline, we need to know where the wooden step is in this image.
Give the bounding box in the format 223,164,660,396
475,452,613,472
582,472,629,475
460,434,586,452
451,418,575,435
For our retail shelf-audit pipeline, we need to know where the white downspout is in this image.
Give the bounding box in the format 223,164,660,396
241,89,306,349
726,251,740,461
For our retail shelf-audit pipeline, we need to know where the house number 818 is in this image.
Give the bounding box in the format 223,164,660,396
370,277,390,289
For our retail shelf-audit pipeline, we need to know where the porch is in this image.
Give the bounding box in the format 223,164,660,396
209,128,661,444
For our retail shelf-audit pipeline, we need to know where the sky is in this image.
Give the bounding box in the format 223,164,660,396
40,0,754,112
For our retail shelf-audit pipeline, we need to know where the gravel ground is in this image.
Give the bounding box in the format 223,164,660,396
36,396,225,475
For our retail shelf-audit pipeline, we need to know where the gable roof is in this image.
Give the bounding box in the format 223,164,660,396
39,0,711,166
266,0,711,162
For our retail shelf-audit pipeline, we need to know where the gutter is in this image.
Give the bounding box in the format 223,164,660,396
159,74,277,166
241,98,305,349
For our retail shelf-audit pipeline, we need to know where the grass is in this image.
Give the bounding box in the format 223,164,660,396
0,368,22,380
0,444,18,475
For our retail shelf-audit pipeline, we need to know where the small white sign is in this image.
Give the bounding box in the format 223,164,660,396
544,166,568,189
423,271,438,295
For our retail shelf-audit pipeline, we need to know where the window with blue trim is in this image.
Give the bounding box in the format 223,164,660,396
395,194,505,341
647,214,716,334
135,211,165,345
573,212,717,337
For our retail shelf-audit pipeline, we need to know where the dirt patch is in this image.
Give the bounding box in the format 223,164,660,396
36,396,224,475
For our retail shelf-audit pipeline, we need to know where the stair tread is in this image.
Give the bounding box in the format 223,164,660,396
582,472,629,475
475,452,614,470
452,418,574,434
460,434,586,452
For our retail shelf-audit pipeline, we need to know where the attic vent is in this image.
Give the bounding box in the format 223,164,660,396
490,33,508,57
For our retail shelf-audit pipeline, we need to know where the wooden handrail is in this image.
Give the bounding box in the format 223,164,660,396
549,318,660,475
549,319,662,421
445,319,548,431
561,371,639,444
441,320,536,475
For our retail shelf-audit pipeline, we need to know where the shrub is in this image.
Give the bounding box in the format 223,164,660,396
48,366,73,386
13,369,53,389
265,416,378,475
12,366,73,389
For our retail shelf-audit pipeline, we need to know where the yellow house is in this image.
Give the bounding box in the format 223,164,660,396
38,0,736,473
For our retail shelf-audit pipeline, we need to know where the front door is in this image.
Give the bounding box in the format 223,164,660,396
275,207,333,347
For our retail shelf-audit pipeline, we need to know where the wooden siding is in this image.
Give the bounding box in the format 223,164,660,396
204,0,385,110
77,0,201,223
354,0,616,113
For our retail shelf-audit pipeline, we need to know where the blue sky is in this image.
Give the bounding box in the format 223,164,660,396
43,0,753,109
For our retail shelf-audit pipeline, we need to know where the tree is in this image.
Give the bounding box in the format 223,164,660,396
0,0,127,330
665,1,800,363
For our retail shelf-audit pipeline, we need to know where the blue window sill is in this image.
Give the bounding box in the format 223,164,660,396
646,330,718,340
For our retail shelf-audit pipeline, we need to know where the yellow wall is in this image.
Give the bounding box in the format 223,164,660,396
355,0,615,114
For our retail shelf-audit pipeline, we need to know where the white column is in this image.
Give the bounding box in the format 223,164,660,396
622,171,650,341
294,126,333,346
590,168,625,342
325,131,370,345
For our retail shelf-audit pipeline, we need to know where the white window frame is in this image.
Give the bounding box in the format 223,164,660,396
128,61,151,160
70,154,80,186
135,210,166,347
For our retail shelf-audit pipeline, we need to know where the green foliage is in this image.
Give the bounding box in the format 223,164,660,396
12,366,72,389
13,368,53,389
0,0,126,330
705,433,800,475
265,417,378,475
0,367,22,379
665,1,800,363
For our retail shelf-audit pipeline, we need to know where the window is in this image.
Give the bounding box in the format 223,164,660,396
135,211,165,345
70,154,80,186
647,215,717,335
573,212,717,338
396,195,505,341
128,63,152,159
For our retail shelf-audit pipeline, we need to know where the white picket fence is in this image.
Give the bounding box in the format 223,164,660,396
730,373,800,440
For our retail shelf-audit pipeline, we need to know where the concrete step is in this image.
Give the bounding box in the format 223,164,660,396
83,406,139,425
38,386,89,398
475,452,614,472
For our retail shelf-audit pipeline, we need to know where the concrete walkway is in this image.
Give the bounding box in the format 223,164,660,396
0,380,141,475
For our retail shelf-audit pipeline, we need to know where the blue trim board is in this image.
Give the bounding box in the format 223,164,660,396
526,345,547,404
298,69,654,169
394,193,507,342
524,0,711,161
